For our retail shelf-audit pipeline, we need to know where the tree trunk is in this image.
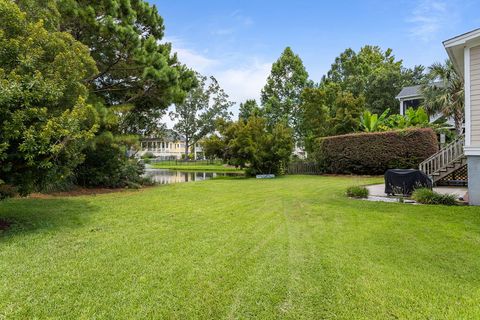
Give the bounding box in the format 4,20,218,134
184,137,189,159
455,111,464,136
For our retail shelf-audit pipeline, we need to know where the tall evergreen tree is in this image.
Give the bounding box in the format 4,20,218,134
261,47,310,139
55,0,196,135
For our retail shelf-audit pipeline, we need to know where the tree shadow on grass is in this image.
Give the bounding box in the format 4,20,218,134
0,197,99,238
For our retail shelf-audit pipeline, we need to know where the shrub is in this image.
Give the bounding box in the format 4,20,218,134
313,128,438,175
412,188,457,205
76,143,146,188
218,116,294,176
141,152,155,159
0,183,17,200
346,186,369,198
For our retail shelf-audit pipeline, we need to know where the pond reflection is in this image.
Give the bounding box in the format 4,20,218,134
144,169,242,184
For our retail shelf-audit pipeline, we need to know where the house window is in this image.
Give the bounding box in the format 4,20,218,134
403,98,423,114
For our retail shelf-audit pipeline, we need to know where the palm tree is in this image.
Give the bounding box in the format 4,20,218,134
421,60,464,135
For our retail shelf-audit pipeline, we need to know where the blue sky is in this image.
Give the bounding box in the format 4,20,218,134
153,0,480,116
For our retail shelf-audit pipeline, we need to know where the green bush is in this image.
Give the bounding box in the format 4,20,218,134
141,152,155,159
0,183,17,200
412,188,457,206
76,143,146,188
313,128,438,175
346,186,369,198
218,116,293,176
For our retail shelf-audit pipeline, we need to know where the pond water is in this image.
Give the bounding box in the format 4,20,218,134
144,169,242,184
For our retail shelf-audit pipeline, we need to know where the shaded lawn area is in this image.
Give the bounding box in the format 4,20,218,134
1,175,480,319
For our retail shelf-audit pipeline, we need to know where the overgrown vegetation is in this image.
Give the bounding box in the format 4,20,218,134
412,188,458,206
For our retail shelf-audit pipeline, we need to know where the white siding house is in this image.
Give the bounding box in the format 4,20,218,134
444,28,480,205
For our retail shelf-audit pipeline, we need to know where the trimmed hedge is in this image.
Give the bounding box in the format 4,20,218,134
313,128,438,175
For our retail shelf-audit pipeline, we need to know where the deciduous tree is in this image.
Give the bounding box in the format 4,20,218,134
170,74,234,158
322,46,424,114
225,117,294,176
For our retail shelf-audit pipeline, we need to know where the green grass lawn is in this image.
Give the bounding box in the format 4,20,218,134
1,176,480,319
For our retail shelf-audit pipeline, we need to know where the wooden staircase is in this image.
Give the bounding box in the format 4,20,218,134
419,135,466,185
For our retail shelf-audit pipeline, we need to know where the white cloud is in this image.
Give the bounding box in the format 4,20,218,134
407,0,452,41
215,61,271,107
161,37,272,127
174,47,219,73
165,37,219,73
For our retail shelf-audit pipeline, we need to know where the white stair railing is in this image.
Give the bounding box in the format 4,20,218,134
419,135,465,177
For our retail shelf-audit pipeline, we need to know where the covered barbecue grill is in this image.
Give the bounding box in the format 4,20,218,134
384,169,432,196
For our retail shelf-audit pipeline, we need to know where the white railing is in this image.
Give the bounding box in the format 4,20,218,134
419,135,465,177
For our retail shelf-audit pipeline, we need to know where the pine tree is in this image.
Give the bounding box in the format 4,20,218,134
261,47,310,140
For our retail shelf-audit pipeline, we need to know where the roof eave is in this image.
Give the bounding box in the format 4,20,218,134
447,46,464,77
443,28,480,78
396,94,423,100
443,28,480,48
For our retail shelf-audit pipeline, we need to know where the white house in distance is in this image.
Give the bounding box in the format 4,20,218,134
443,28,480,205
138,131,203,160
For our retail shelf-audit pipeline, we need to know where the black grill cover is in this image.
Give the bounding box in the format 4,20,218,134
384,169,432,196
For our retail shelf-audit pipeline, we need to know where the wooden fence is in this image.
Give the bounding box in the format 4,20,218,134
287,162,322,175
